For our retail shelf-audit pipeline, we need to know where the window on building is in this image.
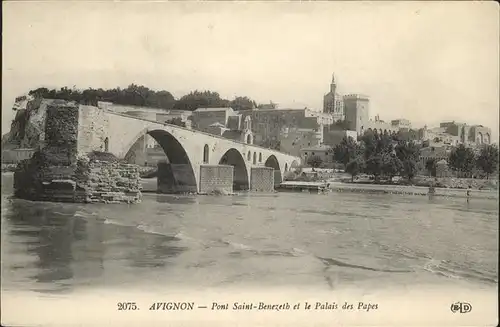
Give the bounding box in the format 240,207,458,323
104,137,109,152
203,144,209,163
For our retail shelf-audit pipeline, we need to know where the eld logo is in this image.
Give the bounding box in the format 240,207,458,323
450,302,472,314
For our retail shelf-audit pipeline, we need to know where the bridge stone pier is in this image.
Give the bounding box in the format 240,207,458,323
76,105,301,194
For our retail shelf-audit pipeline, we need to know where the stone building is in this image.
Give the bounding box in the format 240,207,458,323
323,73,345,121
300,144,332,167
239,108,333,150
191,107,237,133
343,94,370,135
279,127,323,157
417,122,492,146
190,107,255,144
419,145,451,173
156,110,193,126
322,128,358,147
221,116,254,145
391,119,412,130
364,115,400,135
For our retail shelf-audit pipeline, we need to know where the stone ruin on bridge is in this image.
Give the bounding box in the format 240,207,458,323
13,100,142,204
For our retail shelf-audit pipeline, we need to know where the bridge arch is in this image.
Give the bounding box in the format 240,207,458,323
124,129,198,193
219,148,249,191
264,155,282,185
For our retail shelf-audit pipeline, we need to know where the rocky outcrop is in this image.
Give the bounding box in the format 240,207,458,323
3,97,50,150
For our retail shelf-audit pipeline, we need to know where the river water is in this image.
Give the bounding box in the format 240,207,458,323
1,173,498,326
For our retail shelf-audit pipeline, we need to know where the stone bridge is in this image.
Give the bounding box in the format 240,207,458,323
78,106,301,193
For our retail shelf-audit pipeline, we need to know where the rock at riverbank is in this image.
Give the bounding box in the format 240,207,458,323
14,151,142,204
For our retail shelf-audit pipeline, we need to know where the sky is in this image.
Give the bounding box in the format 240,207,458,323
2,1,499,140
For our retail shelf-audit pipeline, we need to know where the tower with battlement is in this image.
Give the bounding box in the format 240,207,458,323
343,94,370,135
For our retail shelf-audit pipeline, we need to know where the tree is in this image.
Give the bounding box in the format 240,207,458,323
395,141,420,182
448,144,476,177
365,155,384,182
345,156,365,182
173,90,230,111
307,155,323,171
27,84,176,109
332,136,361,167
230,96,257,111
475,144,499,179
381,153,403,182
425,158,437,177
360,130,397,181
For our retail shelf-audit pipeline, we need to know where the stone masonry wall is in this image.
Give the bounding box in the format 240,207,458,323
13,100,142,204
199,165,233,194
76,157,142,203
14,154,142,204
77,105,110,154
250,167,275,192
44,102,80,166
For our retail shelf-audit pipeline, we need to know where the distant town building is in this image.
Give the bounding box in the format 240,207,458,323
191,107,237,133
300,144,332,166
343,94,370,135
322,129,358,147
418,145,452,173
156,110,193,125
239,108,333,150
364,114,400,135
417,122,492,147
391,119,412,130
323,73,345,121
280,127,323,157
189,107,255,144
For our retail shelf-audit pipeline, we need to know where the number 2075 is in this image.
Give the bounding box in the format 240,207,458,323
117,302,138,310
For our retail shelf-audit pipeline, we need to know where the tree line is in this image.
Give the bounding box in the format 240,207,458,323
327,129,420,183
322,129,499,182
27,84,277,111
424,144,499,179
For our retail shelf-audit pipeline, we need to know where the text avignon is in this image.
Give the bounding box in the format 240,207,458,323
149,302,195,311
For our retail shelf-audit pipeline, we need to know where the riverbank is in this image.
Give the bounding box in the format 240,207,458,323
326,181,498,199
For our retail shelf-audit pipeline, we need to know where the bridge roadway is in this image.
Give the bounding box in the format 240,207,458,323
79,107,302,193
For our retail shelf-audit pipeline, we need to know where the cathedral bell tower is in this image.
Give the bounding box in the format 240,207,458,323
330,73,337,94
323,73,337,114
